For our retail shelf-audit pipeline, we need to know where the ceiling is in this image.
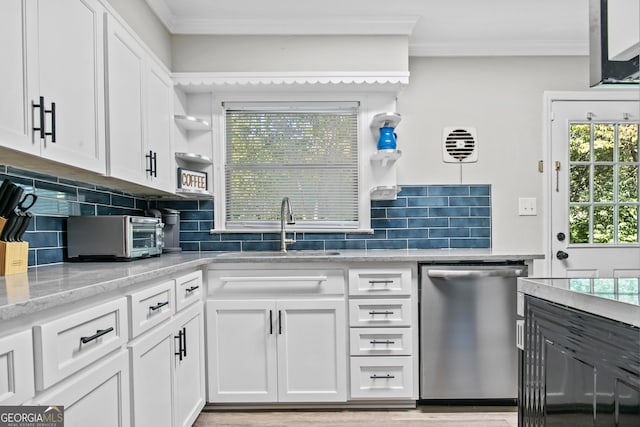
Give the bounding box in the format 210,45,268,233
145,0,590,56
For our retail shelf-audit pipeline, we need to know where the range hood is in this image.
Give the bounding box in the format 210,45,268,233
589,0,639,86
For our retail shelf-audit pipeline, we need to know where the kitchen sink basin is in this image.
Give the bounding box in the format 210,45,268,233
217,250,341,257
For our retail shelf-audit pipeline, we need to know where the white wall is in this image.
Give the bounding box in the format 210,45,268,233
105,0,172,67
171,35,409,72
397,56,590,253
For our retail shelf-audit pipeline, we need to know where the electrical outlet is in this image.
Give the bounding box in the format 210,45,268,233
518,197,537,216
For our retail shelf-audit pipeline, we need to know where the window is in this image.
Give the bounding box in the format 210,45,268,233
568,122,639,244
223,102,359,230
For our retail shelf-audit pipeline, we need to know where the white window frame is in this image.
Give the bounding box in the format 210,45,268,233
212,91,393,233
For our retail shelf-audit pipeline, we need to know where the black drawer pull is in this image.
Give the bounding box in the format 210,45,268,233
80,327,114,344
368,311,394,315
368,280,393,285
149,301,169,311
186,285,200,293
370,340,395,345
370,374,395,380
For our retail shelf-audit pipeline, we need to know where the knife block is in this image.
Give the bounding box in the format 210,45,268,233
0,241,29,276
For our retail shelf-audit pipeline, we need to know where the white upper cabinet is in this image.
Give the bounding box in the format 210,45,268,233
1,0,107,174
106,14,173,192
0,0,37,156
31,0,106,173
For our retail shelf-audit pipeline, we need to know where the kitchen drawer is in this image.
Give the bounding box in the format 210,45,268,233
33,297,128,391
176,270,202,312
348,268,411,296
209,267,345,297
349,328,412,356
350,356,413,399
0,329,35,404
128,280,174,338
349,299,412,327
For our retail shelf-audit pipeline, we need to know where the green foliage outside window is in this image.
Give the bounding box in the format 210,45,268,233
568,123,639,244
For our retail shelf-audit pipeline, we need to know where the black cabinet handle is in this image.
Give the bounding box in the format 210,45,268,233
32,96,46,140
80,327,114,344
146,150,155,177
186,285,199,293
182,327,187,358
152,151,157,177
278,310,282,335
175,329,184,361
149,301,169,311
369,311,394,315
370,340,395,345
269,310,273,335
370,374,395,380
45,102,56,143
369,280,393,285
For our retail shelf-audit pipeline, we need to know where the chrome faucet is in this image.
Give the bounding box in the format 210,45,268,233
280,197,296,252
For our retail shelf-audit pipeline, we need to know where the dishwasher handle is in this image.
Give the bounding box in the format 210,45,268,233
426,268,526,279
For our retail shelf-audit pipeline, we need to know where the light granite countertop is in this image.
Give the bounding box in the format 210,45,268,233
0,249,542,322
518,277,640,327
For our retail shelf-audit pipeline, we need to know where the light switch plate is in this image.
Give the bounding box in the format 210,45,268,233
518,197,537,216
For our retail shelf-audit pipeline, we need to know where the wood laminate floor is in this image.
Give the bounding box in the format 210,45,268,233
193,406,518,427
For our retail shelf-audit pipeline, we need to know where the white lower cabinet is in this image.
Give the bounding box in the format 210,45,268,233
174,303,206,427
128,279,205,427
33,297,128,391
207,298,347,403
350,356,413,399
129,321,174,427
33,350,130,427
347,265,418,401
0,329,35,404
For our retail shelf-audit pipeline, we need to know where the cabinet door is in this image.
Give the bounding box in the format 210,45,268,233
0,0,37,155
145,61,174,192
276,299,347,402
32,0,106,173
33,350,130,427
0,329,35,404
105,15,146,184
206,300,277,402
128,322,173,427
174,303,205,427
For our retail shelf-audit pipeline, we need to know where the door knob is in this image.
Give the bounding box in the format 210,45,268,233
556,232,566,241
556,250,569,260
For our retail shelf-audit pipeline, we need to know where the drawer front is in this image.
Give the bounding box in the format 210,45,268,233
350,356,413,399
128,280,174,338
209,267,345,297
33,298,128,391
0,329,35,404
349,328,412,356
348,268,411,296
176,270,202,312
349,299,412,327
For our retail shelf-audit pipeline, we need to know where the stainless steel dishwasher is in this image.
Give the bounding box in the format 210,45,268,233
419,263,527,401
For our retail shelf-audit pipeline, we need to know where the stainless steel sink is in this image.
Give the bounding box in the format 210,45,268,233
217,250,340,257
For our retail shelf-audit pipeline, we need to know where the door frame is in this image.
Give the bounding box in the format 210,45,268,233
542,90,640,276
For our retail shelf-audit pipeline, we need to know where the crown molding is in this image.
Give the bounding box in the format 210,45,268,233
409,40,589,57
172,71,410,93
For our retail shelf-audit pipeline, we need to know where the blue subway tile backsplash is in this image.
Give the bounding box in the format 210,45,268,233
0,164,492,268
165,184,492,252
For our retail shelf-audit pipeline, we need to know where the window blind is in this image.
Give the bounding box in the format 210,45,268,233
224,102,359,229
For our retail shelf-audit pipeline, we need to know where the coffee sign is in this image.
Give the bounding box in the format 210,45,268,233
177,168,208,193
